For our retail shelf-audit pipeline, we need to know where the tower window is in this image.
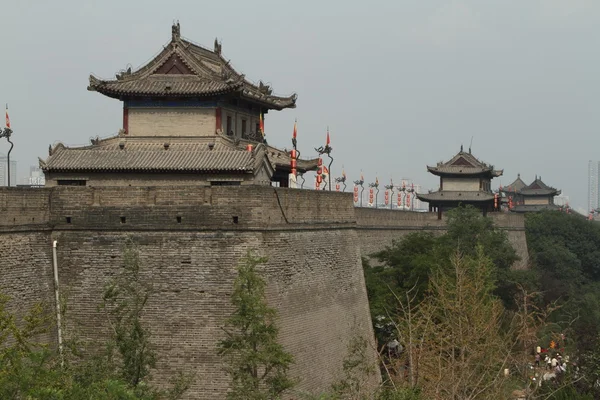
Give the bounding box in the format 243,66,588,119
226,116,232,135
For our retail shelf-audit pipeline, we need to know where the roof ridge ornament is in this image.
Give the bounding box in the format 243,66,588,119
259,81,272,95
172,21,181,41
214,38,222,55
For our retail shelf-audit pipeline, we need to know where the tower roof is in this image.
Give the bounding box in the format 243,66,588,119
40,135,318,175
87,23,297,110
502,174,527,193
520,176,560,196
426,148,502,177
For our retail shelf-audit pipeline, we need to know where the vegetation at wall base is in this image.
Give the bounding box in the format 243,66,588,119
217,252,295,400
0,240,191,399
364,206,600,398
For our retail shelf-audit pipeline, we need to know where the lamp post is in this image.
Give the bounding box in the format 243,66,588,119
385,182,394,210
353,176,364,207
315,128,333,191
369,179,380,209
335,173,347,192
0,126,13,187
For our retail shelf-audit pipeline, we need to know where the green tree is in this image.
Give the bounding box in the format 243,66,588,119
395,250,510,400
101,239,157,389
366,206,519,343
218,252,295,400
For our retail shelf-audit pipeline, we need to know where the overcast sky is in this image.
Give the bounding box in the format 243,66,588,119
1,0,599,211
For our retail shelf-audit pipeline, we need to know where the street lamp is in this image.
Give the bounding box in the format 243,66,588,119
335,172,347,192
353,176,364,207
315,128,333,190
384,182,394,210
369,179,380,209
0,126,13,187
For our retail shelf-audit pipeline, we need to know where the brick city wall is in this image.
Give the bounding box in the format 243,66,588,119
0,187,376,399
355,207,529,269
0,186,529,398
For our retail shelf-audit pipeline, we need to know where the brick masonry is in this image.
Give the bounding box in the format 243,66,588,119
0,186,529,398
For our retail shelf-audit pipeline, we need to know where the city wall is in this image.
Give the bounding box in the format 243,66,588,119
0,186,529,398
356,208,529,269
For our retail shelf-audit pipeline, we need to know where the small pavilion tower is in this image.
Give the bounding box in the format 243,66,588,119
510,176,561,213
417,147,503,218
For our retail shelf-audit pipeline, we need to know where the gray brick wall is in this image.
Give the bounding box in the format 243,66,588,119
0,186,529,398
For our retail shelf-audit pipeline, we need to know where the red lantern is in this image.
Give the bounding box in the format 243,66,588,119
291,159,297,169
494,193,499,210
369,188,374,205
246,144,253,152
353,186,359,203
336,184,340,192
406,194,411,209
290,149,297,159
317,175,322,184
385,190,389,205
397,192,401,207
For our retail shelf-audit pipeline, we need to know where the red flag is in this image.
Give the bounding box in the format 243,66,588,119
293,119,297,139
5,104,10,129
259,113,264,136
326,128,330,146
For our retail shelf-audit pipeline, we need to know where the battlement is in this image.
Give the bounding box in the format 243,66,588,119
0,186,356,231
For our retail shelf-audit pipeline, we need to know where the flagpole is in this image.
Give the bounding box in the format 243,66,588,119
7,137,13,187
1,104,13,187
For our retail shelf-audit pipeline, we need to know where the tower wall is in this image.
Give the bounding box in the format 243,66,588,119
128,108,216,137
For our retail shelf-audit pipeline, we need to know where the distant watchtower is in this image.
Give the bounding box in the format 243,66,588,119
417,147,503,218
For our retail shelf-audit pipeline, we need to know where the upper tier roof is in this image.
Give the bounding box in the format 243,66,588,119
427,148,503,177
520,176,561,196
88,23,297,110
502,174,527,193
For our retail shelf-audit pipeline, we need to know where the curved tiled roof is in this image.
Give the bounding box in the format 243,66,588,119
427,150,502,177
88,24,296,110
416,190,495,202
41,134,317,174
502,174,527,193
89,75,239,98
44,147,254,173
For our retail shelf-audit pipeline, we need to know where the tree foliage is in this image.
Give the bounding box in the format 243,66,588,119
393,251,511,400
218,252,295,400
367,205,519,344
101,240,157,388
0,239,190,399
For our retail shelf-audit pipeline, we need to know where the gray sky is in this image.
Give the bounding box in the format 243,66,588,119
1,0,599,211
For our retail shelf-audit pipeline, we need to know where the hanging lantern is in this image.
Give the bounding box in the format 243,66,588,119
353,185,359,203
494,193,499,210
290,149,297,177
336,184,340,192
406,194,411,209
397,192,402,207
246,144,253,152
384,190,389,205
369,188,374,205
